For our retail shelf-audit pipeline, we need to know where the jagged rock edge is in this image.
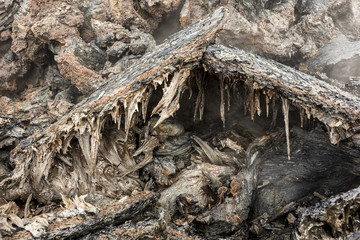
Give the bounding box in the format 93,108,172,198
202,45,360,147
0,8,225,202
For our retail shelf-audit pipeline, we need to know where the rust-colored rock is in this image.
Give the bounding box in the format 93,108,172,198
55,39,106,94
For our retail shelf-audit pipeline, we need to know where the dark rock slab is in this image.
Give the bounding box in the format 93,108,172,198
45,192,159,240
251,127,360,219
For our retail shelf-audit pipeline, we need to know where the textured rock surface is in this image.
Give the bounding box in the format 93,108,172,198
0,7,225,202
294,185,360,239
251,127,360,218
203,44,360,144
1,1,360,239
0,0,19,36
179,0,360,89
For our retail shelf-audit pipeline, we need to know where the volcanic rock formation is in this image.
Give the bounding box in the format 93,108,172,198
1,1,360,239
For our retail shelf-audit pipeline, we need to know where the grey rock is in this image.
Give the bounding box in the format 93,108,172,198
73,39,107,72
305,34,360,86
45,65,71,91
295,0,332,14
252,127,360,218
0,0,19,33
107,41,129,62
129,31,156,55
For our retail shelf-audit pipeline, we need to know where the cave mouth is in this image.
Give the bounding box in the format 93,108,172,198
41,66,328,203
4,63,360,238
3,65,360,239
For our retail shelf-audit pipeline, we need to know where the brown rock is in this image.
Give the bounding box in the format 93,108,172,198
56,46,105,94
91,19,130,47
0,97,15,116
0,30,11,42
11,16,39,61
30,2,84,44
0,56,27,91
109,0,151,32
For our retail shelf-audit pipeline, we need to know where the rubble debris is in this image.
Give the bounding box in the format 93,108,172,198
294,185,360,239
45,192,159,240
82,219,203,240
4,192,159,239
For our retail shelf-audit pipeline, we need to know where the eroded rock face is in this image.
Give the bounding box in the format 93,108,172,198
2,1,360,239
179,0,360,89
0,0,162,163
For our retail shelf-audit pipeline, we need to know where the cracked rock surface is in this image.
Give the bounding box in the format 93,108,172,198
1,1,360,239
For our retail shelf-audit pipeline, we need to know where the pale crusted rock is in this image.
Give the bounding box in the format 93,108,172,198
159,163,236,219
83,0,111,22
0,201,23,236
177,0,359,71
328,0,360,40
305,34,360,87
217,1,336,64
